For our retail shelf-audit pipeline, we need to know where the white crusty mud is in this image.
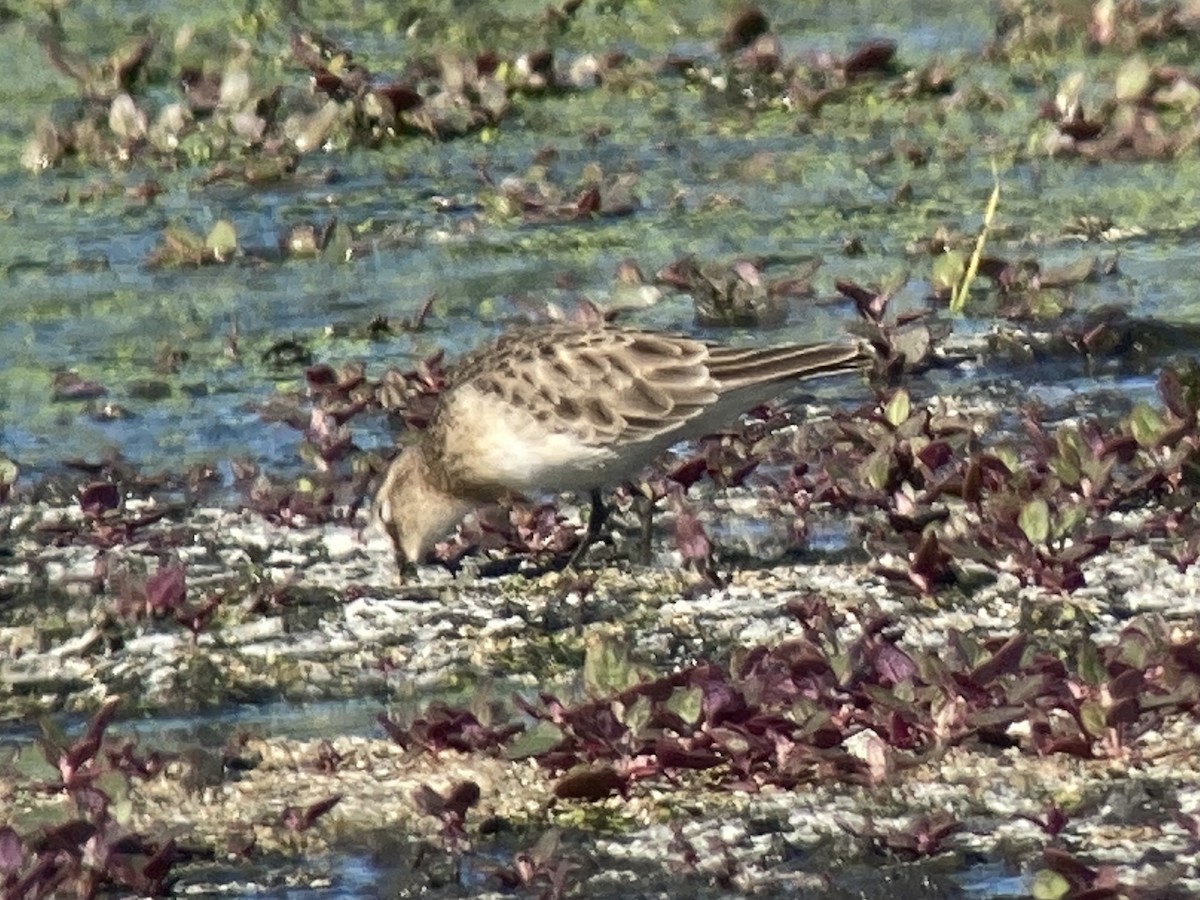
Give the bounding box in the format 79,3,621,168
2,496,1199,896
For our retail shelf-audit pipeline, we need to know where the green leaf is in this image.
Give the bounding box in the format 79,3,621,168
1079,699,1106,738
1018,498,1050,545
1155,77,1200,111
529,828,562,867
1129,402,1166,448
992,444,1019,472
1081,452,1116,494
1024,288,1064,319
1048,453,1080,489
620,694,652,736
205,220,238,261
1053,503,1087,540
931,249,966,295
583,634,636,697
1115,55,1152,103
1116,629,1152,670
320,220,355,264
1076,637,1106,686
505,721,565,760
159,224,206,264
884,389,911,427
1051,428,1086,487
38,716,70,756
1040,254,1097,287
828,650,851,684
98,770,132,823
861,449,892,492
108,93,147,143
664,686,703,725
1031,869,1071,900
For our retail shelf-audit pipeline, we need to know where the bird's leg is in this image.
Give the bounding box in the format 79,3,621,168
566,489,609,569
635,493,656,566
381,519,412,585
393,545,419,585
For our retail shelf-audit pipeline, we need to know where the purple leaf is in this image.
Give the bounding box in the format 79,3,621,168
442,781,481,819
702,682,749,726
553,765,626,801
873,643,917,685
304,364,338,390
175,594,222,637
282,794,341,831
140,837,180,887
412,784,446,817
969,634,1027,685
668,456,709,490
843,38,897,78
1158,367,1196,419
34,820,97,854
301,794,341,830
377,713,410,748
1107,668,1144,700
52,372,107,401
917,440,953,470
66,696,122,774
1017,802,1070,836
145,560,186,614
674,509,711,564
0,826,24,873
1105,697,1139,727
73,785,110,818
655,738,721,770
79,481,120,517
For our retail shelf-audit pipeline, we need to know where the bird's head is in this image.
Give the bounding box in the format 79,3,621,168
373,446,472,580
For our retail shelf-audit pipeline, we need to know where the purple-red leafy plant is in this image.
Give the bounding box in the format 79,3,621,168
281,795,342,833
378,614,1200,812
6,700,186,899
412,781,481,846
107,558,222,639
485,829,577,899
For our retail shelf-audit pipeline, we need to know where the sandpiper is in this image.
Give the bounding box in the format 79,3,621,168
374,323,870,576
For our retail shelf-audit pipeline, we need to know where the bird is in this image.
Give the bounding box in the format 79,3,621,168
373,323,871,577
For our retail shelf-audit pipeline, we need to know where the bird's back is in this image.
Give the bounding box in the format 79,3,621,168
424,324,866,496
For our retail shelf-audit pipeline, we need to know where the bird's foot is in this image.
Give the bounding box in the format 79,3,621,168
564,489,610,571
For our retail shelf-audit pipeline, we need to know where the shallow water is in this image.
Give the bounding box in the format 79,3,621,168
2,0,1197,488
171,853,1030,900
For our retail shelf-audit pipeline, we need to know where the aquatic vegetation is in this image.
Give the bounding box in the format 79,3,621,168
6,0,1200,895
0,700,187,899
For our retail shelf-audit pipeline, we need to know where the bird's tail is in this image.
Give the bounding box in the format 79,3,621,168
706,339,872,392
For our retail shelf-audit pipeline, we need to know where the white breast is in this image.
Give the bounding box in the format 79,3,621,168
437,385,621,494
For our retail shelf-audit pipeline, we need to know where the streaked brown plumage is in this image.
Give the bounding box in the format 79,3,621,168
374,324,870,574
